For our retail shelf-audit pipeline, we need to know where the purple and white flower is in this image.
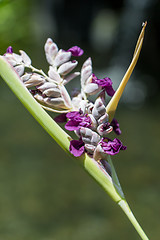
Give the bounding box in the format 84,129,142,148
4,38,126,163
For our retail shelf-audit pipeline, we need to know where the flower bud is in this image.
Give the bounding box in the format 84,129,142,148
43,88,61,97
54,50,72,67
34,93,45,104
84,83,101,95
21,73,32,82
80,127,100,146
48,66,62,83
81,57,92,87
14,65,25,76
44,97,66,107
58,60,78,75
44,38,58,65
92,98,106,120
59,85,72,108
37,82,57,91
22,73,45,88
19,50,31,66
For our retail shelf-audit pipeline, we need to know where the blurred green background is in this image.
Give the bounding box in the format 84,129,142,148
0,0,160,239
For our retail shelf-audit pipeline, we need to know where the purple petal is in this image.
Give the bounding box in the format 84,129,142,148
65,120,80,131
69,139,85,157
92,74,115,97
66,111,80,119
121,145,127,150
100,138,126,155
6,46,13,54
65,111,91,131
105,85,115,97
110,118,121,135
54,113,67,123
67,46,84,57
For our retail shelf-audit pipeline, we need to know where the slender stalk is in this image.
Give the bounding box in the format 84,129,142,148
107,156,150,239
118,200,149,240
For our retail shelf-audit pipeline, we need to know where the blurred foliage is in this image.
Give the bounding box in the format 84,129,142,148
0,0,34,51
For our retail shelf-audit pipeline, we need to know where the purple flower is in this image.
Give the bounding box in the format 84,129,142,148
92,74,115,97
65,111,91,131
110,118,121,135
6,46,13,54
54,113,67,123
67,46,84,57
69,139,85,157
100,138,127,155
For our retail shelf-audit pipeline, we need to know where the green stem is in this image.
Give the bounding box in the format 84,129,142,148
118,200,149,240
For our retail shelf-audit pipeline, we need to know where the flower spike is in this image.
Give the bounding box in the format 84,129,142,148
106,22,147,122
0,23,150,240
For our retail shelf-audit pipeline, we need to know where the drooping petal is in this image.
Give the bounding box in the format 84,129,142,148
105,85,115,97
100,138,127,155
66,111,80,119
65,120,80,131
54,113,67,123
69,139,85,157
92,74,115,97
110,118,122,135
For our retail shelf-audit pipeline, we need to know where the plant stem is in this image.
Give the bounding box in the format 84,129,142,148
118,200,149,240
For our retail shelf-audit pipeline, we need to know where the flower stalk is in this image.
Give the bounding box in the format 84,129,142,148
0,22,150,240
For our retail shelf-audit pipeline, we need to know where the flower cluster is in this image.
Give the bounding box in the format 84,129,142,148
56,97,126,158
4,38,126,165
